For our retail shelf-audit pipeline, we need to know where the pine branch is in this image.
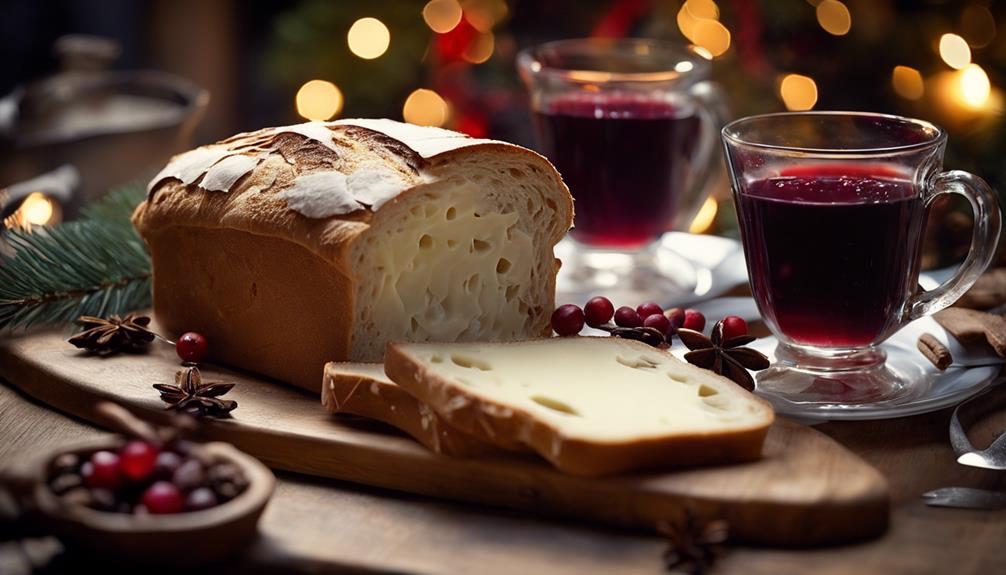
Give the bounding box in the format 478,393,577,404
0,182,152,331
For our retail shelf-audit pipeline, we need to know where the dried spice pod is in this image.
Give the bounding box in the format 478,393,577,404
657,507,730,575
68,313,156,355
154,367,237,419
678,323,769,391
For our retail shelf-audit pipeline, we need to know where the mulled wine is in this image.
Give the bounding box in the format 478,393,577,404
534,95,701,249
736,169,926,347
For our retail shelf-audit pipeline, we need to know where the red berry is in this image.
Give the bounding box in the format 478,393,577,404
665,308,685,332
721,316,748,341
119,441,160,482
184,487,219,511
153,451,184,480
551,304,585,336
642,313,671,337
614,306,643,328
142,481,184,514
683,309,706,332
636,301,663,320
583,296,615,327
84,451,122,489
176,332,208,364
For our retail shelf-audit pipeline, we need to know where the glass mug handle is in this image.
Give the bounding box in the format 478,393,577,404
673,80,731,230
905,170,1003,322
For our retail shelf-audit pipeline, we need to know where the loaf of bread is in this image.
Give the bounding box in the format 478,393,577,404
133,120,573,391
322,362,514,456
384,337,774,476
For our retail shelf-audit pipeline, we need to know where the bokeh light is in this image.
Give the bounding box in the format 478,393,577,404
691,20,731,57
9,192,61,230
891,66,924,100
960,63,991,108
677,1,730,58
816,0,851,36
295,80,344,120
779,74,818,111
403,89,449,127
939,33,971,70
464,0,509,32
423,0,463,34
347,17,390,60
463,32,495,64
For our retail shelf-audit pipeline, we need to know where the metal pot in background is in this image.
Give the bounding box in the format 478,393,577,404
0,35,208,229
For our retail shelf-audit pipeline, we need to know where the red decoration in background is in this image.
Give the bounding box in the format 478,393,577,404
591,0,648,38
435,17,478,62
455,110,489,137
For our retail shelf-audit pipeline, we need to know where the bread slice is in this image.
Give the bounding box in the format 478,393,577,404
133,119,573,391
384,337,774,476
321,362,514,457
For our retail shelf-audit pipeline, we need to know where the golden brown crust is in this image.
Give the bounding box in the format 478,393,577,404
384,338,774,477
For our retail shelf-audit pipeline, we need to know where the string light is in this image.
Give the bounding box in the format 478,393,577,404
960,63,991,109
938,34,971,70
676,1,730,58
689,197,718,234
815,0,851,36
423,0,462,34
347,18,390,60
295,80,344,121
779,74,818,111
463,32,495,64
891,66,924,100
463,0,509,32
403,89,449,127
5,192,61,230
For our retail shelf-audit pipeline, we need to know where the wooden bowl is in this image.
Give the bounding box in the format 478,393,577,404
12,436,275,565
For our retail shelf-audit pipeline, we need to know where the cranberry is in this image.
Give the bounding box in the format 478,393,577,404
119,441,159,482
665,308,686,332
550,304,585,336
83,451,121,489
142,481,184,514
683,309,706,332
636,301,664,320
153,451,184,480
614,306,643,328
721,316,748,341
642,313,671,337
176,332,208,364
172,459,206,492
583,296,615,327
185,487,219,511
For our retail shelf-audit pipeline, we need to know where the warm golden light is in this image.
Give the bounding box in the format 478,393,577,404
463,0,509,32
779,74,818,111
463,32,495,64
403,89,449,127
347,17,390,60
939,33,971,70
891,66,924,100
816,0,851,36
960,63,991,108
691,19,731,57
689,197,718,234
423,0,463,34
677,0,720,43
8,192,61,230
295,80,344,121
691,45,714,60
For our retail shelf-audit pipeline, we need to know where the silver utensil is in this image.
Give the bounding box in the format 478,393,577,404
950,382,1006,470
923,487,1006,509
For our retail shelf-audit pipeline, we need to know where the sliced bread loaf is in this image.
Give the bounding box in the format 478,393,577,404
384,337,774,476
321,362,514,456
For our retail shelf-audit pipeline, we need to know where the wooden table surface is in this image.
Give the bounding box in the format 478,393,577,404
2,377,1005,574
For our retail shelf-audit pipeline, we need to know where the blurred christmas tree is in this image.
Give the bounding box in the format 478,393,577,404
264,0,1004,263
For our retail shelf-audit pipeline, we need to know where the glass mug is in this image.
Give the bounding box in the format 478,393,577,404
517,38,729,303
723,112,1002,413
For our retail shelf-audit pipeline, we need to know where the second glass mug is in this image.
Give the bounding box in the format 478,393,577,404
517,38,729,301
722,112,1002,412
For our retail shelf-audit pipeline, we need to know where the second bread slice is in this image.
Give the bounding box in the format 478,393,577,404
384,337,774,476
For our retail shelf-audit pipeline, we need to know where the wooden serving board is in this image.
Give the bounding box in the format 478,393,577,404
0,331,889,546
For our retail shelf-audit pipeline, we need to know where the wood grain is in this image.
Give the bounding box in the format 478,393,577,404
0,330,887,546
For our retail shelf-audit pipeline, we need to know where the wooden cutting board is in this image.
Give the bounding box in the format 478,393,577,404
0,331,889,546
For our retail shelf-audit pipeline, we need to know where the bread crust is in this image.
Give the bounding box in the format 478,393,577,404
384,338,774,477
133,121,573,390
321,362,517,457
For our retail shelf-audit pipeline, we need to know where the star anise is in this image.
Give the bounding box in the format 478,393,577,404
154,366,237,418
677,322,770,391
657,508,730,575
68,313,156,355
